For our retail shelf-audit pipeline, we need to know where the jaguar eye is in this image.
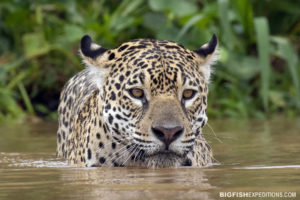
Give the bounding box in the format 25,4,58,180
182,89,196,100
129,88,144,99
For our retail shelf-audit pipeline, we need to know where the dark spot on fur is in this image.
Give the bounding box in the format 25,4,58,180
112,128,121,135
58,133,61,143
63,120,68,127
201,120,206,128
108,114,113,124
110,92,116,101
62,131,65,140
108,53,115,60
103,124,107,133
115,83,121,90
99,157,106,164
96,133,101,139
202,96,207,105
118,44,129,52
119,75,124,82
88,148,92,160
105,104,111,110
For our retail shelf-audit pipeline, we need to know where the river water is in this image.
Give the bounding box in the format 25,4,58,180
0,118,299,199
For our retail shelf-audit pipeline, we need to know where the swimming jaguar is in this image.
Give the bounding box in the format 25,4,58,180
56,34,218,167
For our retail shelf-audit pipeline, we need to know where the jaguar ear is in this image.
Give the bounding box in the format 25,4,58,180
194,34,219,83
80,35,112,89
79,35,109,68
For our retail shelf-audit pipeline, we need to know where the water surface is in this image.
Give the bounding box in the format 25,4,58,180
0,118,299,199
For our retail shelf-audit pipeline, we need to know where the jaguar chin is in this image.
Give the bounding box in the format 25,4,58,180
144,151,183,168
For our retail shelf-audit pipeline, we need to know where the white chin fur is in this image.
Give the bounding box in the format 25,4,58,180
144,154,182,168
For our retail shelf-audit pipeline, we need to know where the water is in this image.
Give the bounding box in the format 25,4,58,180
0,118,299,200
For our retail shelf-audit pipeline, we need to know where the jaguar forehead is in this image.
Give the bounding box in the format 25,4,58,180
81,35,107,59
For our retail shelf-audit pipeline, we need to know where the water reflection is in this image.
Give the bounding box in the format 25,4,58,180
0,118,300,200
58,167,213,200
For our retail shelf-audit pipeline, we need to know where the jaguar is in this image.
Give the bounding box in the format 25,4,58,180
56,34,218,167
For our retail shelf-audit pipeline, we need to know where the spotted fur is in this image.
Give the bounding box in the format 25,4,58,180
57,35,218,167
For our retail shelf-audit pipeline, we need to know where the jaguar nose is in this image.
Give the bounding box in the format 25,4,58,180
151,126,184,148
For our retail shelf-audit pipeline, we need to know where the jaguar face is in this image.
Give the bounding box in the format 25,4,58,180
80,35,218,167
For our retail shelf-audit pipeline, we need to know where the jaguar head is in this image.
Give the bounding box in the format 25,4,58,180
80,35,218,167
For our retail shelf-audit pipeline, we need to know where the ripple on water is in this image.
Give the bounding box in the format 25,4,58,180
0,152,68,168
235,165,300,169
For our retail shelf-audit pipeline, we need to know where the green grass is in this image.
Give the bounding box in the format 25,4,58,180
254,17,271,111
0,0,299,120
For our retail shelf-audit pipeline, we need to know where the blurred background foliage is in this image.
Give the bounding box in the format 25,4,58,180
0,0,299,121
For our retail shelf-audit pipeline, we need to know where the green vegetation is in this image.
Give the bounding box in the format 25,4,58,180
0,0,299,120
